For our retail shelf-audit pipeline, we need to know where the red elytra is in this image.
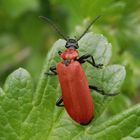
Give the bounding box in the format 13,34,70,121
57,58,94,124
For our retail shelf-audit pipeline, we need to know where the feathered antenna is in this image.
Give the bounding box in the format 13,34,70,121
39,16,68,41
77,16,101,41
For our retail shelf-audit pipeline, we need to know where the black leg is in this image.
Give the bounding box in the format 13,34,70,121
89,85,119,96
77,54,103,68
58,50,62,55
45,65,57,76
56,96,64,107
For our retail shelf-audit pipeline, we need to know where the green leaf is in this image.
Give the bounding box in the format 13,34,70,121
107,94,131,115
0,68,33,140
73,104,140,140
0,32,127,140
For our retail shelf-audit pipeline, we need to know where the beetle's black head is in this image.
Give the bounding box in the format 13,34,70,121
65,39,79,49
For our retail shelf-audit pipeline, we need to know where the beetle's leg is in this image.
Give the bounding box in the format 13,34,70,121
56,96,64,107
89,85,119,96
58,50,62,55
78,54,103,68
45,65,57,76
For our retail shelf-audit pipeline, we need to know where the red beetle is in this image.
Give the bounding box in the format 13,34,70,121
40,16,117,125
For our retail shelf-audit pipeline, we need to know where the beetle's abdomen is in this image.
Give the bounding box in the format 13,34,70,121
57,61,94,124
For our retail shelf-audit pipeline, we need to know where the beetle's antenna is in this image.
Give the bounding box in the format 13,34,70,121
77,16,101,41
39,16,68,41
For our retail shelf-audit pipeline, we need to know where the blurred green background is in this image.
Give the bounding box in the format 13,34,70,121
0,0,140,115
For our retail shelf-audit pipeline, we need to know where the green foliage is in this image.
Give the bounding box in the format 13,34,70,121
0,68,33,140
0,0,38,18
0,32,128,140
0,0,140,139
